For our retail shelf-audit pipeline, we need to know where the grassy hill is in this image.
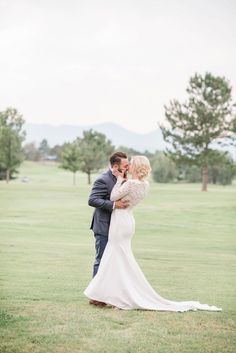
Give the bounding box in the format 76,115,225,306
0,161,235,353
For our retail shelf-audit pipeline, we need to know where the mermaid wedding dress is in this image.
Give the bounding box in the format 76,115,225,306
84,177,222,312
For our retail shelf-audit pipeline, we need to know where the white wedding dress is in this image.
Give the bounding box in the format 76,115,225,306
84,177,222,312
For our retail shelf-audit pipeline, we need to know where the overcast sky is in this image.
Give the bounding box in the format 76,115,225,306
0,0,235,133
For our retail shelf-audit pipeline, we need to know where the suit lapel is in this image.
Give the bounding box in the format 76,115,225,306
107,169,117,184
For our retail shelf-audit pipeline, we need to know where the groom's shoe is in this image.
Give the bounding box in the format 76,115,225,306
89,299,107,307
89,299,98,306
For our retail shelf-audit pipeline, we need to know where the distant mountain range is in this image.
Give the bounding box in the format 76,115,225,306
24,122,165,153
24,122,235,158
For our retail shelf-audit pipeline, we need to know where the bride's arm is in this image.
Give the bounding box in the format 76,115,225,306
110,176,131,201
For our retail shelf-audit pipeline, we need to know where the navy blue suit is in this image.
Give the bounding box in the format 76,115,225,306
88,169,117,276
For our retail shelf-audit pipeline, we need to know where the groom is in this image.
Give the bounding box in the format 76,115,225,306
88,151,129,283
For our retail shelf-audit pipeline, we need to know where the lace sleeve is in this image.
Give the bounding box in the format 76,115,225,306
110,177,131,201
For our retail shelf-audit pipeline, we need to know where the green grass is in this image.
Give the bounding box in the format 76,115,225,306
0,161,236,353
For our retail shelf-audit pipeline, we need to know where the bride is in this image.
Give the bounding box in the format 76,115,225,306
84,156,222,312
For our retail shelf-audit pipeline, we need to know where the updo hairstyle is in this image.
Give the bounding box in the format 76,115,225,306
131,156,151,180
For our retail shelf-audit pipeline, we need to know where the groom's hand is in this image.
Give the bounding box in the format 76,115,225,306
114,200,129,209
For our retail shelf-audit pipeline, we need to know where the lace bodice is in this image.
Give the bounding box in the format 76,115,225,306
110,176,149,209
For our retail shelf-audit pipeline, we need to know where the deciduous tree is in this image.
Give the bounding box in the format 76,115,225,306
0,108,25,183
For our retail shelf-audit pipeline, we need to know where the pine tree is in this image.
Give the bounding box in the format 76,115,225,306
161,73,235,191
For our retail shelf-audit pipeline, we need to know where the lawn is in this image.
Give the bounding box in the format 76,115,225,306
0,161,235,353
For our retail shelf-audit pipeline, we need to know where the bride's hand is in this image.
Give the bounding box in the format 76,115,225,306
112,168,125,178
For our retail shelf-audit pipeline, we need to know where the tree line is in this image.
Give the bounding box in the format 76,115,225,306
14,135,236,186
0,72,236,190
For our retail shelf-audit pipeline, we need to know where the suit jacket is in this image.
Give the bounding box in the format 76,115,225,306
88,169,117,236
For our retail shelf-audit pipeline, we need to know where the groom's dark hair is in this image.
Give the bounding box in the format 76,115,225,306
110,152,128,166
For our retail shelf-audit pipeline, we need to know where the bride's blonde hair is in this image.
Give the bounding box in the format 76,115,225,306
131,156,151,180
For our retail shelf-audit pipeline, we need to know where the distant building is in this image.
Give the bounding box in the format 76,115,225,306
44,155,57,161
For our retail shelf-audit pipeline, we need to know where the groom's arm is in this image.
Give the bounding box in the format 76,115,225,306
88,178,114,212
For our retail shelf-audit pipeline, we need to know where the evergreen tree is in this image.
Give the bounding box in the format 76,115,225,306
38,139,50,159
161,73,235,191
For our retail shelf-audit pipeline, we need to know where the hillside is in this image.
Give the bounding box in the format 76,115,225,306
24,122,165,152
